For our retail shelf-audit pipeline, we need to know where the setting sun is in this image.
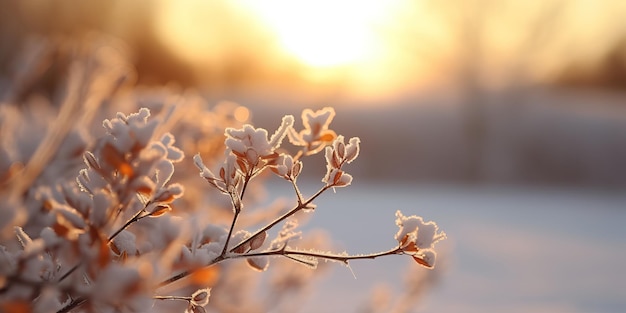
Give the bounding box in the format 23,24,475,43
236,0,396,68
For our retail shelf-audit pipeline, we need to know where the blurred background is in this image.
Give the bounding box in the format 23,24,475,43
1,0,626,312
2,0,626,187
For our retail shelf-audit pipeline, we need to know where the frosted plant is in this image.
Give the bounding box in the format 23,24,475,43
0,36,446,313
0,104,446,313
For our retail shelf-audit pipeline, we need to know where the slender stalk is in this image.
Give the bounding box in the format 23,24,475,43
157,270,191,288
57,263,81,283
154,295,191,301
108,205,147,242
229,185,330,253
290,179,304,205
235,246,404,264
220,191,241,256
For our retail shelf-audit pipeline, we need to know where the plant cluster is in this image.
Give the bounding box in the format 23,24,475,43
0,38,445,313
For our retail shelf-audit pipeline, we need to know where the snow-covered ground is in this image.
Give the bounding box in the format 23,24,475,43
267,182,626,313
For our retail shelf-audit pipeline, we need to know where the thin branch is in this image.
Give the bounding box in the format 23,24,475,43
157,270,190,288
229,185,330,253
290,179,304,205
57,263,81,283
220,190,242,256
107,204,147,242
154,295,191,301
237,246,405,264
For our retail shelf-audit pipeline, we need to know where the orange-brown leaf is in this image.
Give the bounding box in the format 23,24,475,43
412,255,432,268
150,205,171,217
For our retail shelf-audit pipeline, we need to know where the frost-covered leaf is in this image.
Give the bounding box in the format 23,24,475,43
247,256,269,272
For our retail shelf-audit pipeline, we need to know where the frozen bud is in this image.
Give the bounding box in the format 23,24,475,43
413,250,436,268
324,169,352,187
324,146,340,169
191,288,211,306
394,211,446,250
186,305,207,313
148,205,171,217
334,137,346,159
131,176,155,195
83,151,100,170
152,184,184,203
344,137,360,163
292,160,303,178
249,231,267,251
14,226,32,249
76,169,92,194
247,256,269,272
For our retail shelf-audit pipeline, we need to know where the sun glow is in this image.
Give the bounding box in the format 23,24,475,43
236,0,397,68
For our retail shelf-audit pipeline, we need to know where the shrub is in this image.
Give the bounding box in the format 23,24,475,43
0,39,445,313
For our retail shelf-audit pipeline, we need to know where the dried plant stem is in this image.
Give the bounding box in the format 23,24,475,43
220,191,242,256
239,246,405,264
153,295,191,301
108,205,147,242
229,185,331,253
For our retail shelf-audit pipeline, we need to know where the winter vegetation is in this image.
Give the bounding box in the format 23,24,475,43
0,40,445,313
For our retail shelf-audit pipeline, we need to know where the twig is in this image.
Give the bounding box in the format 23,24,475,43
236,246,405,264
229,185,330,253
107,204,147,242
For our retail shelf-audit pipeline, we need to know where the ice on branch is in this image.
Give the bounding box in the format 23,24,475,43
395,211,447,268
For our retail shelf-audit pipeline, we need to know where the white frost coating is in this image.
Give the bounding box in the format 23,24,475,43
193,154,215,180
225,125,272,158
269,115,294,149
202,224,228,244
345,137,361,163
395,211,446,250
160,133,184,162
418,250,437,268
112,230,137,255
14,226,33,248
300,107,335,143
191,288,211,306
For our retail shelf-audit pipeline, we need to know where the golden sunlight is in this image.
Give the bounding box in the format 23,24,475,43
236,0,397,69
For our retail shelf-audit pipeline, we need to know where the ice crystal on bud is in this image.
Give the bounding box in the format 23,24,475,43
194,153,241,193
395,211,446,268
271,154,302,180
191,288,211,306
